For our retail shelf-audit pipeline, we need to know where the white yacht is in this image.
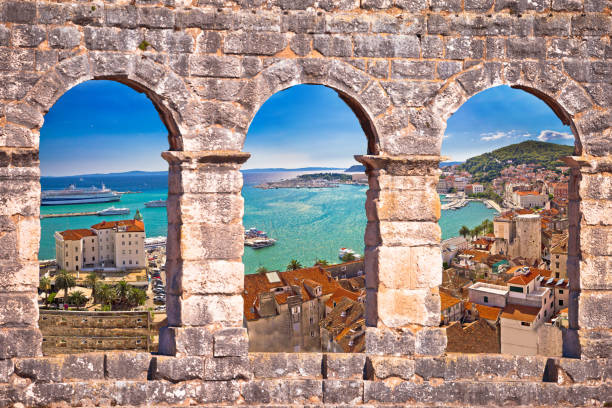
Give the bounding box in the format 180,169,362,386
41,184,121,205
97,207,130,216
144,199,167,208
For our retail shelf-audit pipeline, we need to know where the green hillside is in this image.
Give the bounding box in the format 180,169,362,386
460,141,574,182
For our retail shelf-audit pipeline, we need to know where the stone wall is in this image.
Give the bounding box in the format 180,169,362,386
0,0,611,405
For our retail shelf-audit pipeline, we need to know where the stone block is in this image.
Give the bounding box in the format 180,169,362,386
167,259,244,296
168,167,243,194
250,353,322,378
323,380,363,404
1,2,36,23
11,24,45,48
414,357,446,379
581,226,612,256
557,358,604,383
5,103,43,130
415,327,447,356
240,379,322,404
290,34,312,56
223,32,287,55
365,326,415,355
0,328,41,358
191,380,241,404
581,199,612,225
514,355,548,380
365,221,441,247
61,353,104,380
446,37,484,60
105,352,151,380
367,245,442,290
579,329,612,358
391,61,436,79
571,14,611,36
137,7,174,28
578,290,612,329
48,26,81,49
369,356,415,380
84,27,142,51
166,193,243,225
213,327,249,357
176,222,244,261
579,255,612,290
354,34,420,58
325,353,366,379
377,287,441,327
360,81,390,116
367,189,440,222
0,359,12,382
14,357,62,382
158,326,213,356
204,356,252,380
381,81,441,107
0,260,38,292
152,356,204,381
313,34,352,57
166,294,243,327
0,292,38,327
105,5,138,28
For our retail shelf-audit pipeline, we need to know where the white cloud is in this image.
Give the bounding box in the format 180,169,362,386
480,130,533,142
537,130,574,142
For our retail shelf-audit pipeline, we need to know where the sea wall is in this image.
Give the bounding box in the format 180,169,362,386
0,0,611,406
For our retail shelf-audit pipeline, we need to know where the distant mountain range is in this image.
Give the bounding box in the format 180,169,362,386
242,167,345,173
459,141,574,183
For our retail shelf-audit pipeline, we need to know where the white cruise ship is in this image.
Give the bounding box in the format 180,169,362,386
144,199,167,208
41,184,121,206
97,207,130,216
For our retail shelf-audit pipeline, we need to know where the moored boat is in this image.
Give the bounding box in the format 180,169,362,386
96,207,130,216
144,199,167,208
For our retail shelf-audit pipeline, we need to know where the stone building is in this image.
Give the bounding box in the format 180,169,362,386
1,1,611,406
493,211,541,264
513,190,547,208
54,219,146,272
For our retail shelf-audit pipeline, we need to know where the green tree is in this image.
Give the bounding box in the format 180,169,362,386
256,266,269,274
39,276,51,306
126,287,147,307
115,280,130,303
286,259,303,271
54,270,76,304
314,259,329,266
85,272,98,288
459,225,470,238
341,252,356,262
68,290,88,309
99,284,117,310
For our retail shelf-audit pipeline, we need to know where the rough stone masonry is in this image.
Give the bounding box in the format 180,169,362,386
0,0,611,406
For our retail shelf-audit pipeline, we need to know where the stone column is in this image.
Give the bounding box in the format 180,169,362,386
355,155,446,356
0,147,43,357
564,155,612,358
159,150,250,356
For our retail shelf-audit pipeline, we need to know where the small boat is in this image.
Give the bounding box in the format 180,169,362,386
96,207,130,216
245,238,277,249
144,199,167,208
339,248,361,261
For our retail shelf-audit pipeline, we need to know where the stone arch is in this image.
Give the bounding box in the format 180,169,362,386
429,62,596,156
17,52,192,151
239,58,388,156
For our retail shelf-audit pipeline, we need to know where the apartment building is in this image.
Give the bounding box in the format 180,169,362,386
55,218,146,272
513,191,547,208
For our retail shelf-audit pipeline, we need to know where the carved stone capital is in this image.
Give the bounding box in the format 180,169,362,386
562,155,612,174
162,150,251,168
355,155,446,176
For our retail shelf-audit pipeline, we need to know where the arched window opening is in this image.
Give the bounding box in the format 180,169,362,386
439,85,578,357
39,80,169,355
241,84,369,353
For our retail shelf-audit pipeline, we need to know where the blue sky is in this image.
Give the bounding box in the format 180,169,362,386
40,81,574,176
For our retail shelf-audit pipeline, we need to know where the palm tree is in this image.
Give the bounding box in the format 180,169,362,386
314,259,329,266
115,280,130,303
68,290,88,309
459,225,470,238
39,276,51,306
286,259,303,271
99,284,117,310
256,266,269,274
54,270,76,305
341,252,356,262
126,287,147,307
85,272,98,288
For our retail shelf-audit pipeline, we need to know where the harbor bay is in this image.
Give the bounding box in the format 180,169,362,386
39,172,498,273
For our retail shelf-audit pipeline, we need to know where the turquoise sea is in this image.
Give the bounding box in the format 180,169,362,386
39,172,498,273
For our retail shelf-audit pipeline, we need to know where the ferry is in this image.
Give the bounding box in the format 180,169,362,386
339,248,361,261
144,199,167,208
245,227,269,239
96,207,130,216
41,184,121,206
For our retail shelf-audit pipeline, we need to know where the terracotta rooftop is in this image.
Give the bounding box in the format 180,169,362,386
90,219,145,232
465,301,502,321
440,291,462,311
501,303,540,322
516,191,542,196
539,276,570,289
551,235,569,254
59,228,96,241
508,269,540,285
325,287,362,308
461,249,490,263
278,267,339,302
243,272,284,321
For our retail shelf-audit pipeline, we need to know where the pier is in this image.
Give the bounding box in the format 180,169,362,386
441,198,468,210
41,212,98,219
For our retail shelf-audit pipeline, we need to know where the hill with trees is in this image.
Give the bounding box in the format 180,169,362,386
459,141,574,182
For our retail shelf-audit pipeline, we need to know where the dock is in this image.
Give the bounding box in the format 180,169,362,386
441,198,467,210
41,212,98,219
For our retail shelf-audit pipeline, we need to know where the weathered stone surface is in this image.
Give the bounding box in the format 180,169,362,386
152,356,204,381
105,352,151,379
14,357,62,382
61,353,104,380
0,328,41,358
415,327,447,356
367,245,442,289
241,379,322,404
325,353,366,379
0,293,38,327
214,327,249,357
166,294,243,327
0,359,13,383
204,356,252,380
579,290,612,328
365,326,415,355
250,353,322,378
369,356,415,380
323,379,363,404
377,287,441,327
158,326,213,356
49,26,82,49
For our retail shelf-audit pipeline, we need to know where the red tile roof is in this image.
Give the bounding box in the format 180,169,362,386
464,301,502,321
508,270,540,285
90,219,145,232
59,229,96,241
440,291,462,311
501,304,540,322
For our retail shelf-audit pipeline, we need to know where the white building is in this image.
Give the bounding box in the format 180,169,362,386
55,217,146,273
472,184,484,193
513,191,547,208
